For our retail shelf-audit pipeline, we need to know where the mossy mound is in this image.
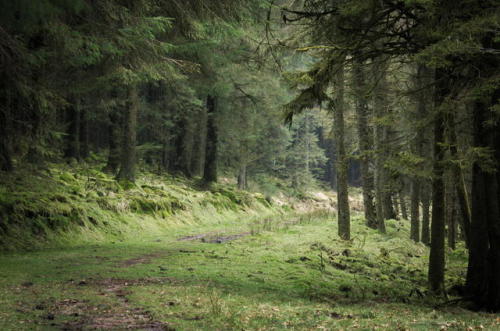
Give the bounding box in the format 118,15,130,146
0,165,277,251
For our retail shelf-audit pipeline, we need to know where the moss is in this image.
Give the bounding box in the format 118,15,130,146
118,179,137,190
202,193,236,211
0,164,286,251
58,171,76,183
129,194,186,215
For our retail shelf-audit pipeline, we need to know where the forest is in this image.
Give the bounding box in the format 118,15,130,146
0,0,499,330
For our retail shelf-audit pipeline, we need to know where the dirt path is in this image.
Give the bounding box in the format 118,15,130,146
58,278,175,330
32,230,255,330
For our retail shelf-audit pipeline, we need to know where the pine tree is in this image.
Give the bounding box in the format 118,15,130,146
353,57,377,229
333,63,351,240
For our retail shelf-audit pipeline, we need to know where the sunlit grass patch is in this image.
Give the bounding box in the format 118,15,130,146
0,166,497,330
0,164,282,251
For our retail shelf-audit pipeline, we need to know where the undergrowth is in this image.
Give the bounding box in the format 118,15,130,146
0,164,280,251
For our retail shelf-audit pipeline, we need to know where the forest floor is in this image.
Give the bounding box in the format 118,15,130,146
1,209,499,330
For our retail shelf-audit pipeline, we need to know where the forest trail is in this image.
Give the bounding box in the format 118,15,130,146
2,0,499,317
0,212,498,330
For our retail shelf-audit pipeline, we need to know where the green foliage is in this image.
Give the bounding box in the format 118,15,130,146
283,56,335,125
285,112,327,189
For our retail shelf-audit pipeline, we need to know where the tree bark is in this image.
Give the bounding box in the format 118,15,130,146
409,64,429,242
373,59,396,225
466,87,500,311
354,57,377,229
373,64,386,231
410,179,420,242
375,171,385,232
79,103,89,160
117,86,139,183
103,110,121,175
383,192,397,220
191,107,207,177
399,189,408,220
445,168,456,250
428,70,447,294
161,132,170,172
0,92,13,171
448,114,471,247
237,163,247,190
0,132,13,171
421,180,431,245
203,95,218,183
332,64,350,240
64,101,80,161
392,194,400,220
171,116,194,178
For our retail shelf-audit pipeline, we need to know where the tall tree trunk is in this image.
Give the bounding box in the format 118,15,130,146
393,195,400,220
79,103,89,160
373,66,386,231
410,180,420,241
373,59,395,225
332,64,350,240
448,201,457,250
0,91,13,171
354,57,377,229
171,116,194,178
103,110,121,174
448,114,471,247
0,130,13,171
375,172,385,232
64,101,80,161
161,132,169,172
191,107,207,177
326,136,337,190
400,189,408,220
383,192,397,220
455,167,472,247
182,118,194,177
488,129,500,312
26,94,44,165
203,95,218,183
466,87,500,311
117,86,139,183
410,64,429,242
445,168,456,250
467,158,490,303
428,70,447,294
237,162,247,190
421,181,431,245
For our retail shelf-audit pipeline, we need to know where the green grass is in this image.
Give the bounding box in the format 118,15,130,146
0,165,497,330
0,164,276,251
0,210,498,330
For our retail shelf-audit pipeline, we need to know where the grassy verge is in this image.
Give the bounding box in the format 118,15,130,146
0,164,278,251
0,210,498,330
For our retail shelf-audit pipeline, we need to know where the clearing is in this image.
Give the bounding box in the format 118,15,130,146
0,210,498,330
